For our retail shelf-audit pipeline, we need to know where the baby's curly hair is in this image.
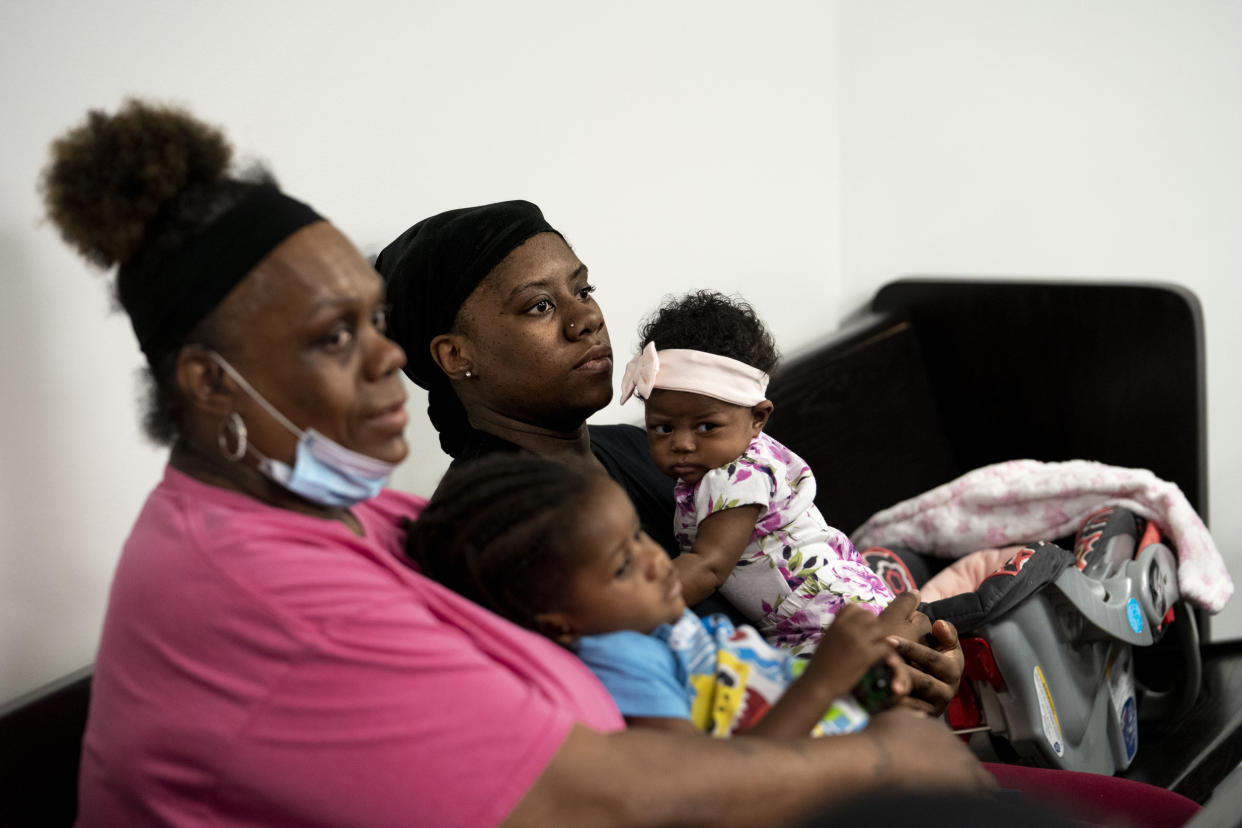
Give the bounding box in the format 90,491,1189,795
637,290,779,374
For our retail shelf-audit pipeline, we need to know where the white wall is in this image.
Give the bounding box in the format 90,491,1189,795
2,1,1239,705
0,0,839,703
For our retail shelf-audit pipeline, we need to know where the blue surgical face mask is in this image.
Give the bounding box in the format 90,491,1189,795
210,353,396,507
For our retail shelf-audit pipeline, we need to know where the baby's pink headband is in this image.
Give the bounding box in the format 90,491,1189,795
619,342,770,407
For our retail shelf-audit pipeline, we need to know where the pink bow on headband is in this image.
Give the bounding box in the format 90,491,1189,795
620,341,660,403
619,342,770,407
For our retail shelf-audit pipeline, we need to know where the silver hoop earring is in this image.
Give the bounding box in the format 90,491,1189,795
218,412,248,461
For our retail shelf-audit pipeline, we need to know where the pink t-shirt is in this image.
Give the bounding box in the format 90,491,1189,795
78,467,622,827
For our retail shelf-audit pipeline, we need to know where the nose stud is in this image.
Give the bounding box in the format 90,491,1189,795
569,322,575,329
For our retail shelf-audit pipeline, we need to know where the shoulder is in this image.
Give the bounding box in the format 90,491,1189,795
574,625,689,719
695,451,776,509
576,626,674,672
588,423,649,456
746,432,801,465
124,470,425,635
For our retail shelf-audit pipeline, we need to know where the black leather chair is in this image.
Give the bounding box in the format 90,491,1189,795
0,665,92,826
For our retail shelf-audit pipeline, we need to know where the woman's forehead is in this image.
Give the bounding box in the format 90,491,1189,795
481,232,584,294
278,224,375,286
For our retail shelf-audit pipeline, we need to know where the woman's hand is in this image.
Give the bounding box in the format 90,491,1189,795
746,604,909,740
877,591,965,716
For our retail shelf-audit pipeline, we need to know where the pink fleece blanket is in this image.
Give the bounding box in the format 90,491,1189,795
851,459,1232,613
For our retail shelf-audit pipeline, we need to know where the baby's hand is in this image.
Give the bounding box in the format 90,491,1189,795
804,605,910,702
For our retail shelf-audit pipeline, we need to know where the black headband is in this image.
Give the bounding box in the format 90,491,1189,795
125,186,323,364
374,200,559,389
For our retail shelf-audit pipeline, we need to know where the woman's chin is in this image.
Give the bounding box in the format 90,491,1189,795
369,436,409,466
578,378,615,412
554,383,614,423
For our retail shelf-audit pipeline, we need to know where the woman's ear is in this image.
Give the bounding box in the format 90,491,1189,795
750,400,774,435
533,611,576,645
429,333,473,381
175,345,236,417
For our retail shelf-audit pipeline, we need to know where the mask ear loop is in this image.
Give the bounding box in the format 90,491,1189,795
208,352,303,437
218,412,248,461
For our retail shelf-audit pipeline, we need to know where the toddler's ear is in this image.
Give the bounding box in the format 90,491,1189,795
534,611,576,645
750,400,774,434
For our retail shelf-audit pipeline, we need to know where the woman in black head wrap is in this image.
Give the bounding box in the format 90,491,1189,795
377,201,591,455
375,200,684,560
377,201,972,714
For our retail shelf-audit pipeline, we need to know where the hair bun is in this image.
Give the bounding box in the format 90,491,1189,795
40,98,232,268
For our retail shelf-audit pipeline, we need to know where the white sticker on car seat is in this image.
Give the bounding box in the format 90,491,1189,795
1034,665,1064,757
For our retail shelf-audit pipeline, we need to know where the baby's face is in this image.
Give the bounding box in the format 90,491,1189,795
643,389,768,485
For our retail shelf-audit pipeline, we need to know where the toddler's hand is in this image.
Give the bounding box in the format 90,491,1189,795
876,592,965,715
804,605,910,702
876,590,933,643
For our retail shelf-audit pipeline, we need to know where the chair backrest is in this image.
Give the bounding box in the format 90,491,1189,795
766,312,960,536
871,279,1208,521
766,278,1209,633
0,666,92,827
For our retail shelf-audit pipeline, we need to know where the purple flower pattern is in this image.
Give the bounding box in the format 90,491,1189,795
673,433,894,655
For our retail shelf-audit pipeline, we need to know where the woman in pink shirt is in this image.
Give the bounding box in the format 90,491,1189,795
44,100,990,827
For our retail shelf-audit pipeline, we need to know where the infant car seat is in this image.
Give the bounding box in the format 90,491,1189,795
876,506,1188,774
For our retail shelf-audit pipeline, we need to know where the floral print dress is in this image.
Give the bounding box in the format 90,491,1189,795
674,432,894,654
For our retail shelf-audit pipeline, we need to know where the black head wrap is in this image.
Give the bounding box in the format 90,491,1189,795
374,200,561,457
122,185,322,364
